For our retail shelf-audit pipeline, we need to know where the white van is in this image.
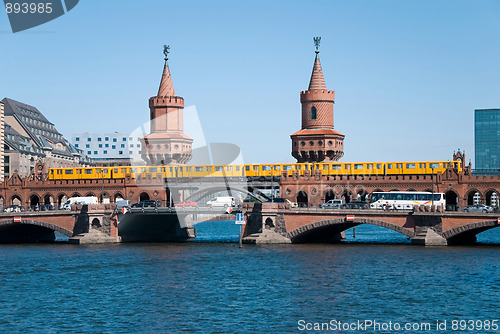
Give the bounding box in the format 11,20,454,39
60,196,99,210
206,196,236,208
116,199,131,209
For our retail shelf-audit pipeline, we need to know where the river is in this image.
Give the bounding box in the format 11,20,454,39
0,222,498,333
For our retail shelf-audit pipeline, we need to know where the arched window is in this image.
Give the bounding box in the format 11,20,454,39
311,106,317,120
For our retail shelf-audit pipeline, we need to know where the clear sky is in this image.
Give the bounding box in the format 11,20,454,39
2,0,500,165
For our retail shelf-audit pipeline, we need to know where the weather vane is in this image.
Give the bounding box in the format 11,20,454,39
313,37,321,53
163,45,170,61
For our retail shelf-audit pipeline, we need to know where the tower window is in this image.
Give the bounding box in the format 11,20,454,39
311,106,317,120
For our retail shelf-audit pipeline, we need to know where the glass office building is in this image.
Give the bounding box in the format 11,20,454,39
475,109,500,174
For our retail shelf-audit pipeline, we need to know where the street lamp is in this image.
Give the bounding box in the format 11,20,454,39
431,167,435,207
101,168,105,204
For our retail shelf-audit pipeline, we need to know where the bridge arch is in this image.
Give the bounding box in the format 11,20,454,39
113,192,125,202
29,194,40,207
466,189,481,205
0,219,73,243
42,193,55,205
139,192,150,201
442,220,499,245
485,189,499,207
297,191,308,207
71,192,82,198
10,195,22,206
340,190,353,203
57,193,69,208
324,189,336,202
287,217,414,243
355,188,368,201
445,189,459,211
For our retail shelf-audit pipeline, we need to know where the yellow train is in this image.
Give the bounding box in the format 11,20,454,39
48,160,462,180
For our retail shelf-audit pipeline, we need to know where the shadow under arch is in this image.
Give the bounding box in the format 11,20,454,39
442,220,500,245
0,219,73,243
287,217,415,243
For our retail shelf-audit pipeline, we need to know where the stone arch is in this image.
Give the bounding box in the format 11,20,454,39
407,188,417,192
424,188,433,193
442,220,499,245
71,192,82,198
444,190,459,211
113,192,125,202
297,191,308,207
466,189,481,205
324,189,336,203
340,189,353,203
85,192,96,197
485,189,499,207
287,217,414,243
91,218,102,228
42,193,54,205
390,188,400,192
29,194,40,208
139,192,150,201
355,188,368,201
57,193,68,208
264,217,275,230
0,219,73,238
11,195,22,206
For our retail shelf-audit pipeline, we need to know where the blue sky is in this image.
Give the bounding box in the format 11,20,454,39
2,0,499,165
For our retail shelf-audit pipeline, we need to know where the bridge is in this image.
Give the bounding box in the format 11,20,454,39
242,203,500,245
0,205,119,243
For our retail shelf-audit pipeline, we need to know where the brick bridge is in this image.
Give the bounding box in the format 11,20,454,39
242,203,500,245
0,205,118,243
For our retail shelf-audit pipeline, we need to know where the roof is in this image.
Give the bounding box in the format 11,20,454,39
308,53,327,91
291,128,345,137
157,62,176,97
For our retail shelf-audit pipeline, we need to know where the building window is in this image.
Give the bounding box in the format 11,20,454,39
98,138,101,142
87,138,91,141
129,137,133,141
76,137,80,141
121,144,125,148
86,144,90,148
309,141,314,146
94,151,98,154
300,141,305,146
105,144,109,148
87,151,91,154
103,150,107,154
75,144,78,148
112,145,116,149
311,106,317,120
119,151,123,155
122,137,126,141
105,137,109,141
99,144,102,148
130,144,134,148
113,138,117,142
129,151,133,154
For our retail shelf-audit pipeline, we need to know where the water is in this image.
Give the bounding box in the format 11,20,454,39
0,223,498,333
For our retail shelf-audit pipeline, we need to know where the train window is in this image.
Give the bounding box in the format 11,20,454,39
397,164,403,169
345,165,351,169
76,169,81,174
129,168,137,173
215,166,223,172
406,163,416,169
195,167,203,172
419,163,426,168
102,169,108,173
206,166,212,172
50,170,54,174
387,164,393,169
274,166,280,170
297,165,301,170
429,163,439,169
121,168,126,173
141,168,146,173
377,164,382,169
332,165,341,170
65,170,73,174
245,166,250,171
236,166,240,171
85,169,93,174
354,164,363,169
169,167,173,172
323,165,329,170
262,166,271,171
227,166,232,171
149,168,157,172
253,166,259,171
283,165,292,170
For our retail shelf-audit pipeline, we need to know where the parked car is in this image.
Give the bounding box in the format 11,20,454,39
321,199,345,209
206,197,236,208
462,204,494,213
4,205,26,213
39,204,56,211
174,200,197,208
341,201,369,209
131,200,160,208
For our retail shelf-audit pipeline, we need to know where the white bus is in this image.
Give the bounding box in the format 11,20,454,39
369,191,445,210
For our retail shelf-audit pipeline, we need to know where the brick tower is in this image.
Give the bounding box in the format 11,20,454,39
291,37,345,162
141,46,193,165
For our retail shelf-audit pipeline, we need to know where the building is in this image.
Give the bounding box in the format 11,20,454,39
474,108,500,174
140,46,193,165
71,132,143,166
291,38,345,163
2,97,91,179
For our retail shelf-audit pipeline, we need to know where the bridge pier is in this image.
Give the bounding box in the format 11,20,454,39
410,214,447,246
242,203,291,244
68,205,121,244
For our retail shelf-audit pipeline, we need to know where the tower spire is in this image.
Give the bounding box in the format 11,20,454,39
308,37,327,91
158,45,175,97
